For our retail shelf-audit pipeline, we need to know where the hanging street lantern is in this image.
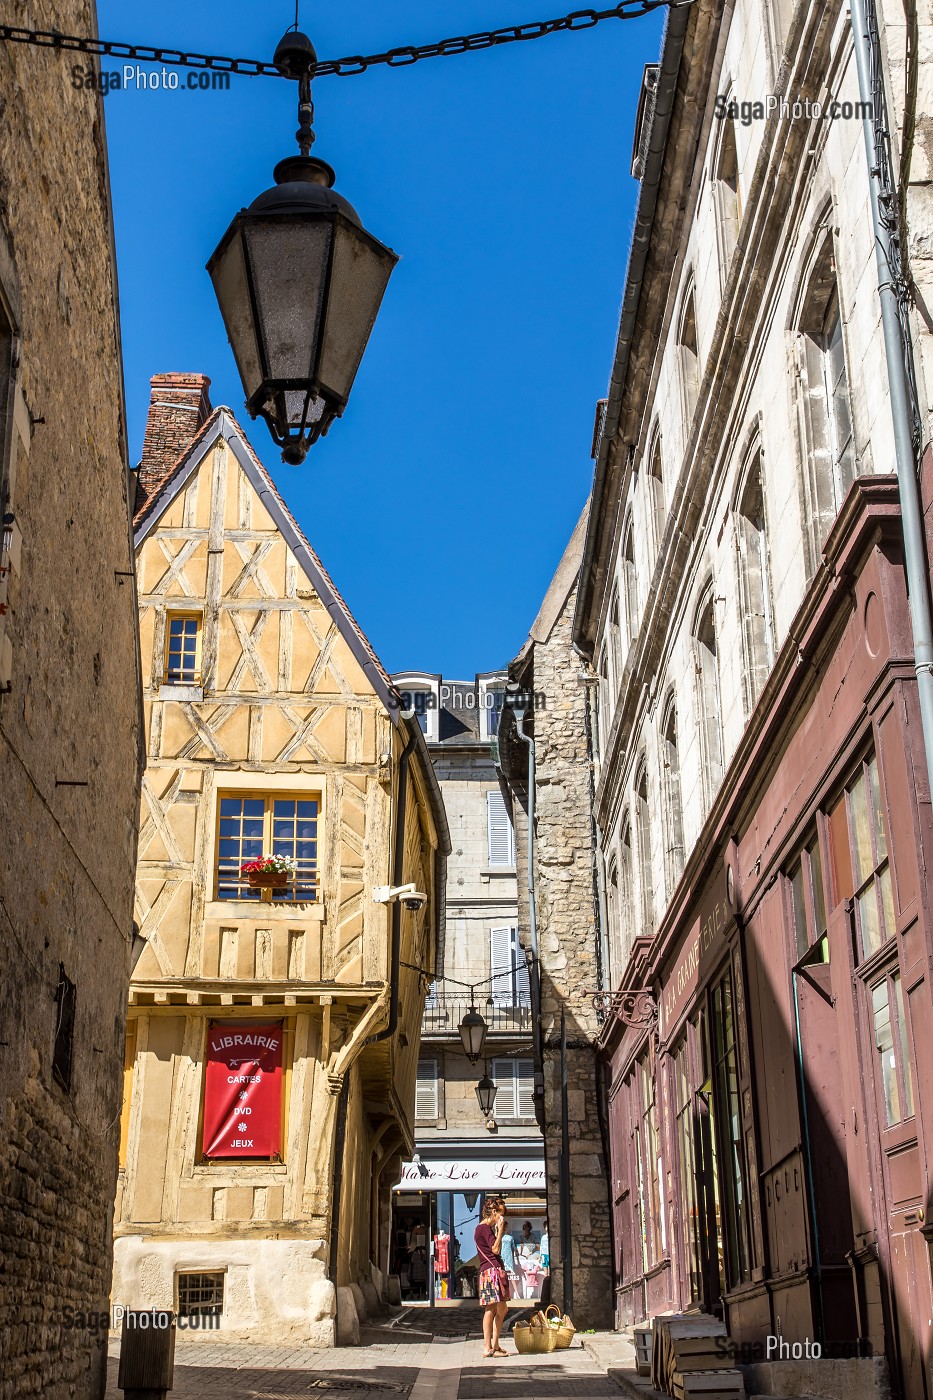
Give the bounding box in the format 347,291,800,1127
458,1003,488,1065
475,1072,497,1116
207,28,398,465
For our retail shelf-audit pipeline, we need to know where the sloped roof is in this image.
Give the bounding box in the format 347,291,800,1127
133,406,400,719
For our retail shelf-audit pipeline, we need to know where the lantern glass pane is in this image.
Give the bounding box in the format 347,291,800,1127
318,220,396,403
282,388,327,431
244,218,332,381
209,229,264,403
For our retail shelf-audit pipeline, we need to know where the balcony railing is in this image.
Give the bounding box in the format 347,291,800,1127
421,993,533,1036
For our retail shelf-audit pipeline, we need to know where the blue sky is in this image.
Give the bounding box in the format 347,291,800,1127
97,1,663,677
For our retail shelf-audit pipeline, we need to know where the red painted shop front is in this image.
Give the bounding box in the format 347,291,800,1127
602,480,933,1398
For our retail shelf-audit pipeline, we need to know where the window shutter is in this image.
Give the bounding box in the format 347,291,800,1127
490,927,513,1006
516,1059,536,1119
491,1058,517,1118
415,1060,438,1120
513,930,531,1006
425,980,438,1008
487,791,514,866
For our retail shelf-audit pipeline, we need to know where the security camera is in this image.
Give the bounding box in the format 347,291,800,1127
372,883,427,911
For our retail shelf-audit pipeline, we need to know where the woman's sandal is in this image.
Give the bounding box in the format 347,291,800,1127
482,1350,495,1359
493,1347,508,1357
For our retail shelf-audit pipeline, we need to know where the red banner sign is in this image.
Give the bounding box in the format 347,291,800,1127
202,1022,284,1160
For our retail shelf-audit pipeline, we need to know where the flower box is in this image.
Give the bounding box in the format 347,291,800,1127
246,869,289,890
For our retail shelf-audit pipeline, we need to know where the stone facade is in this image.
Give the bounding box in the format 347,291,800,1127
570,0,933,1392
0,7,143,1397
113,387,446,1345
497,516,614,1330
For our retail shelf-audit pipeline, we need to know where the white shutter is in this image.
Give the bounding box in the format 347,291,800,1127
516,1059,536,1118
491,1058,517,1118
415,1059,438,1120
487,791,514,867
513,931,531,1007
490,927,514,1006
425,980,438,1008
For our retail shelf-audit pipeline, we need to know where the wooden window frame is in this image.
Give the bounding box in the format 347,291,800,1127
214,789,321,903
164,610,203,685
868,965,915,1129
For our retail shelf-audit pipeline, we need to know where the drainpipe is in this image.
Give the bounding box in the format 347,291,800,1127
792,968,825,1346
329,1076,351,1286
371,715,416,1047
510,694,545,1120
849,0,933,802
560,1006,574,1316
574,639,611,990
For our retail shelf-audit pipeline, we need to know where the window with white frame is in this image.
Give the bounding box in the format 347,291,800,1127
694,590,724,814
609,590,623,694
486,789,514,867
415,1058,439,1121
735,444,776,712
647,431,666,560
797,236,856,571
479,679,506,740
713,113,741,284
489,926,531,1007
621,520,638,648
678,283,700,432
661,694,685,894
635,761,655,937
491,1057,535,1120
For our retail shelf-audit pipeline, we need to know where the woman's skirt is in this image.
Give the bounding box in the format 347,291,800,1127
478,1264,511,1305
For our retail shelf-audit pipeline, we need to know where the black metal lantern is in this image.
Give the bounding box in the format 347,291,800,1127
475,1072,497,1116
458,1004,488,1065
207,29,398,465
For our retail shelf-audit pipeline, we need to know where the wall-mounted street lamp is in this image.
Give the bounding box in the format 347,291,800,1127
458,1003,488,1065
207,28,398,465
475,1070,497,1116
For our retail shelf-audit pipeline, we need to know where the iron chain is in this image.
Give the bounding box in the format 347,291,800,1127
0,0,690,82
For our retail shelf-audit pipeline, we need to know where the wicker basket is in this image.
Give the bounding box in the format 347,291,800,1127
544,1303,576,1349
513,1321,559,1354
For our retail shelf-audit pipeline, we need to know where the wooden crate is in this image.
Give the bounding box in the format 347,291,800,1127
671,1368,745,1399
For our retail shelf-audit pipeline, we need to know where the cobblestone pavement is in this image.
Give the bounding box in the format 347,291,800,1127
105,1323,628,1400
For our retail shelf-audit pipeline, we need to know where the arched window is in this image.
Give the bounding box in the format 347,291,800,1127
622,519,638,647
678,285,700,431
606,857,621,980
661,694,685,892
735,444,775,711
713,115,741,283
647,431,666,558
619,816,635,970
635,762,655,936
797,235,856,570
694,590,724,812
609,589,623,695
597,645,610,754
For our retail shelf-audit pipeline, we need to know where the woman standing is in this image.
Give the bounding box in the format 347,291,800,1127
474,1198,510,1357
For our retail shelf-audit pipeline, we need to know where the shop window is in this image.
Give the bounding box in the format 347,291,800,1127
639,1057,664,1267
635,761,655,936
415,1059,439,1121
164,612,202,684
871,970,915,1127
486,790,514,867
674,1037,702,1303
661,694,685,893
710,970,751,1286
797,238,856,569
176,1271,225,1319
216,793,318,902
787,831,827,961
693,590,724,813
827,751,894,959
734,447,775,712
491,1057,535,1120
490,926,530,1007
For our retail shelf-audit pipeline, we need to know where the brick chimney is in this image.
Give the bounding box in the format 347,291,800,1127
136,373,212,509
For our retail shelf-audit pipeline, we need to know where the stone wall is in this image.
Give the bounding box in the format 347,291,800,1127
507,579,614,1330
0,5,142,1396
